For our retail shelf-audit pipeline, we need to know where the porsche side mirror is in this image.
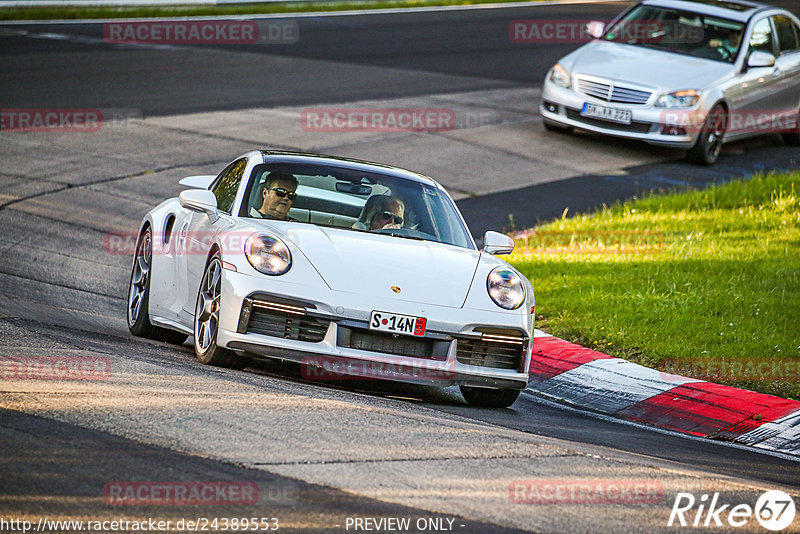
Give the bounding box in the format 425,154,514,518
586,21,605,40
178,175,216,189
747,50,776,68
483,231,514,255
179,189,218,223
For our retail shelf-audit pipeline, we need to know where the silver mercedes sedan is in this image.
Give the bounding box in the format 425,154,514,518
540,0,800,165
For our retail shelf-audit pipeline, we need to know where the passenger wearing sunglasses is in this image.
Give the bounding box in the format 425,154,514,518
252,173,298,221
353,195,405,231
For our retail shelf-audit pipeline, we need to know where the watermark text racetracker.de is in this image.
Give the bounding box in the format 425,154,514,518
104,20,298,44
509,19,703,44
1,108,142,132
509,478,664,505
1,356,111,381
104,481,258,506
301,356,456,382
105,230,283,257
301,108,457,132
660,109,800,135
512,230,664,255
660,359,800,382
108,229,666,257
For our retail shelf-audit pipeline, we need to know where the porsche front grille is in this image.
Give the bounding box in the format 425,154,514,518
456,330,527,370
340,329,433,357
336,327,452,360
242,298,329,343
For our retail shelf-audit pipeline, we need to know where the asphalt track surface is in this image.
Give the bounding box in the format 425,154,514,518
1,2,626,114
2,1,796,114
2,2,800,532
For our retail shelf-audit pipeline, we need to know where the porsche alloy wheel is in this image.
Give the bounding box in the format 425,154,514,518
193,254,250,370
127,229,152,329
460,386,521,408
127,227,187,344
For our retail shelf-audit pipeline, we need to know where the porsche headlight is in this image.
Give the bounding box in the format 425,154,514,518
487,267,525,310
549,63,571,88
655,89,701,108
245,234,291,276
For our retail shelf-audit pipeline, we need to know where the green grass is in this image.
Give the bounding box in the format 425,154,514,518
0,0,541,21
510,171,800,400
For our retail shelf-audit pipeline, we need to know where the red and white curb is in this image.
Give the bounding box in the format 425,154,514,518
528,330,800,456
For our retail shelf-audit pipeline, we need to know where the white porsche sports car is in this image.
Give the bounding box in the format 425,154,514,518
127,151,534,407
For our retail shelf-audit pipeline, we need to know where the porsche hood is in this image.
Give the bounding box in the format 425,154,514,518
283,224,481,308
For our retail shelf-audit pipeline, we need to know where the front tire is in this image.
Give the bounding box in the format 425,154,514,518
460,386,521,408
687,104,727,165
782,106,800,146
783,132,800,146
127,226,188,344
193,254,250,370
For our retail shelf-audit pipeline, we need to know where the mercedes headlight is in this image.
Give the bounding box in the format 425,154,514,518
245,234,291,276
487,267,525,310
655,89,701,108
549,63,571,88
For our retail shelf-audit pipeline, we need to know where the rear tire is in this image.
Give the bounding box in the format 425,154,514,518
193,254,251,370
127,226,188,344
687,104,727,165
460,386,521,408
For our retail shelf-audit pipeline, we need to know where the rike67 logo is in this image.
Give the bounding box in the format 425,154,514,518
668,490,796,531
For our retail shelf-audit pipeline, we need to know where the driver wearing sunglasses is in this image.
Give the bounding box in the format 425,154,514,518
252,173,299,221
353,195,405,231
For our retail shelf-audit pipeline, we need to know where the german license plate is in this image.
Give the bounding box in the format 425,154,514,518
370,311,426,337
581,103,632,125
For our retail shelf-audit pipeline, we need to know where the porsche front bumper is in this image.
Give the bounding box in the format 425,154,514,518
216,267,532,389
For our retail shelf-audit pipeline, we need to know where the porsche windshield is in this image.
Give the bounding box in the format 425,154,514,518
603,6,745,63
240,163,475,250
